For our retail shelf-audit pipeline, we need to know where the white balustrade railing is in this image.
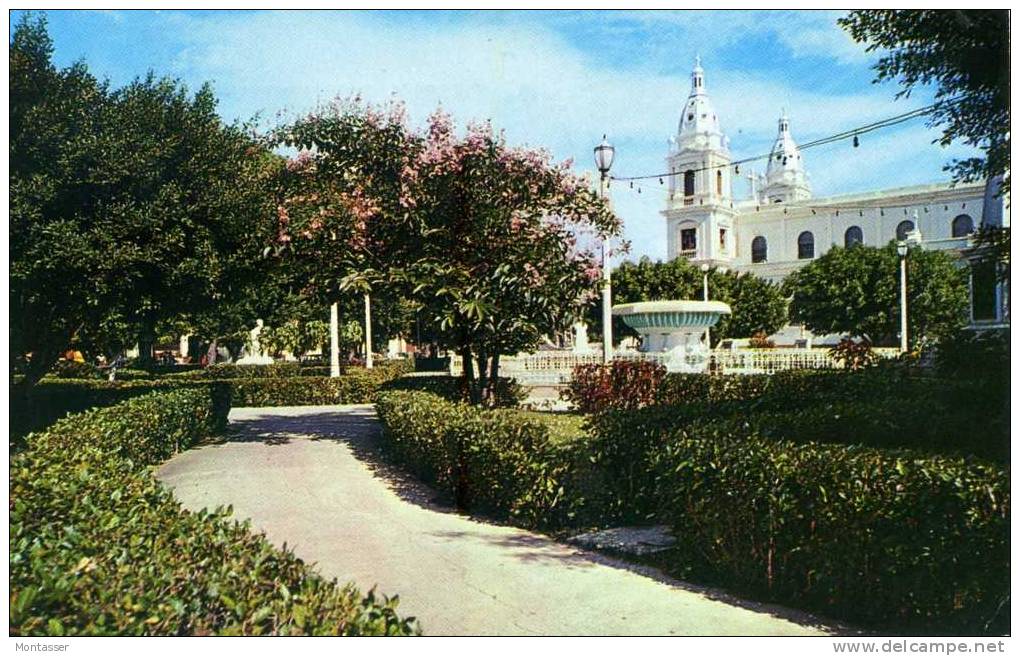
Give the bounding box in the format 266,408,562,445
450,347,900,383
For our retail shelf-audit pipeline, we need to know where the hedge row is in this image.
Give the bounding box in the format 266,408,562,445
566,364,966,414
375,391,563,526
375,389,1010,632
565,367,1008,461
588,407,1010,631
11,388,417,635
12,364,415,438
377,374,525,407
166,359,414,380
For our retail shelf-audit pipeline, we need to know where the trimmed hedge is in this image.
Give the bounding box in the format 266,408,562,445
376,389,1010,632
12,363,415,438
567,366,969,414
582,406,1011,631
375,391,562,525
377,374,525,408
566,368,1008,462
10,387,417,636
654,431,1009,630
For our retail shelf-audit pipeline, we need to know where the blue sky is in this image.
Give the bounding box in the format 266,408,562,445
12,9,978,260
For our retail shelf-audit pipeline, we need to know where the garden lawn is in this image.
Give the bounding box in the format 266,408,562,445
513,410,587,444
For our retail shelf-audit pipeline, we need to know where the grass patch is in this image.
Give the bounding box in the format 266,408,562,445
513,410,587,444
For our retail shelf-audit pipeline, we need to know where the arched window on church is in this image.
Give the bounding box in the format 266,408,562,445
952,214,974,238
716,170,723,196
797,231,814,259
751,236,768,263
844,226,864,248
684,170,695,197
896,220,915,241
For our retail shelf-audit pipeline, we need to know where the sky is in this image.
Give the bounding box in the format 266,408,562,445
11,9,980,261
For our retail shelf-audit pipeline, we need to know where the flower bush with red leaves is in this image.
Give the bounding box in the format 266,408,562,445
560,360,667,414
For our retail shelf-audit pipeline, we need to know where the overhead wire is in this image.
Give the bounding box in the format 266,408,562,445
608,97,964,191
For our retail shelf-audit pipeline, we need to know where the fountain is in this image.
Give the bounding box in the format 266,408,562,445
612,300,732,373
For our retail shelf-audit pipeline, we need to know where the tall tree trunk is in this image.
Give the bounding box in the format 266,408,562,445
15,344,61,399
475,346,489,406
459,345,478,404
137,318,157,364
13,322,80,398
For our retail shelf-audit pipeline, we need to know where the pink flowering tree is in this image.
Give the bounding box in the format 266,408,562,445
273,99,618,403
269,97,421,312
398,111,619,404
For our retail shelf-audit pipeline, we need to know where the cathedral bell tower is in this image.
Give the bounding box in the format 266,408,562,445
662,57,737,266
762,111,811,203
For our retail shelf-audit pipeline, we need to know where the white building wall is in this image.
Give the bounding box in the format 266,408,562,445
729,183,987,280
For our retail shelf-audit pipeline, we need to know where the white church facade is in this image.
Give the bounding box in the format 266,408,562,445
661,60,1009,334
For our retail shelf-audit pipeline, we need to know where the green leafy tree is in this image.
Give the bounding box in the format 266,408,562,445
839,10,1010,193
260,319,331,359
10,14,275,386
590,256,788,347
784,243,968,348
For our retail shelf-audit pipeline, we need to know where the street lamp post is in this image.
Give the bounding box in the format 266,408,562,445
700,263,710,345
594,135,615,365
897,240,908,352
896,224,923,353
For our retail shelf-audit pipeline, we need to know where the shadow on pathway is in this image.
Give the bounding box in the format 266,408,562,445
165,404,856,636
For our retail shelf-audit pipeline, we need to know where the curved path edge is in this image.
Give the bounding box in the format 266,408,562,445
157,405,848,636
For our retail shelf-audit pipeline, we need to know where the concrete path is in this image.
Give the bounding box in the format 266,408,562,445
157,405,843,636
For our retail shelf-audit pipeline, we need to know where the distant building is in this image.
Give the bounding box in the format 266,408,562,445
662,59,1009,340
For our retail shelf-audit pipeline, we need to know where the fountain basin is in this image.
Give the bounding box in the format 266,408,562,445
612,300,732,373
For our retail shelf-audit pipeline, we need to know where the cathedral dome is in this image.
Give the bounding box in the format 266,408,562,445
763,112,811,203
676,57,727,152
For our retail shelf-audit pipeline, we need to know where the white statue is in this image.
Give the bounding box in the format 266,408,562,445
236,319,274,365
572,322,593,354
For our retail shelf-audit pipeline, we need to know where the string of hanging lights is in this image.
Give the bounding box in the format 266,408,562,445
608,96,965,194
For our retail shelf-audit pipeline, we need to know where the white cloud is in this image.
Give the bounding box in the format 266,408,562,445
156,10,977,261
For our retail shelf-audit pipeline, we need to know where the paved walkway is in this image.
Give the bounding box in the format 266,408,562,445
157,405,843,636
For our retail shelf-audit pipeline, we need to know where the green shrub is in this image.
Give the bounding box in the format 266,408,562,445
378,375,524,408
10,388,417,636
12,365,415,438
110,368,154,381
568,366,959,414
654,372,771,406
229,374,382,406
584,406,1010,631
46,360,103,379
167,362,304,379
375,391,563,525
653,433,1009,631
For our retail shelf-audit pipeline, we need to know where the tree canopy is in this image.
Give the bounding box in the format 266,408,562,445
839,10,1010,193
10,13,277,385
272,101,618,402
783,243,968,348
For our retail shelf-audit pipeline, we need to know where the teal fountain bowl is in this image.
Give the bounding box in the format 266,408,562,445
613,300,732,331
612,300,732,372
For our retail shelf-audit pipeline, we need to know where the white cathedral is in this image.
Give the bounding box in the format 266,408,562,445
661,59,1009,335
